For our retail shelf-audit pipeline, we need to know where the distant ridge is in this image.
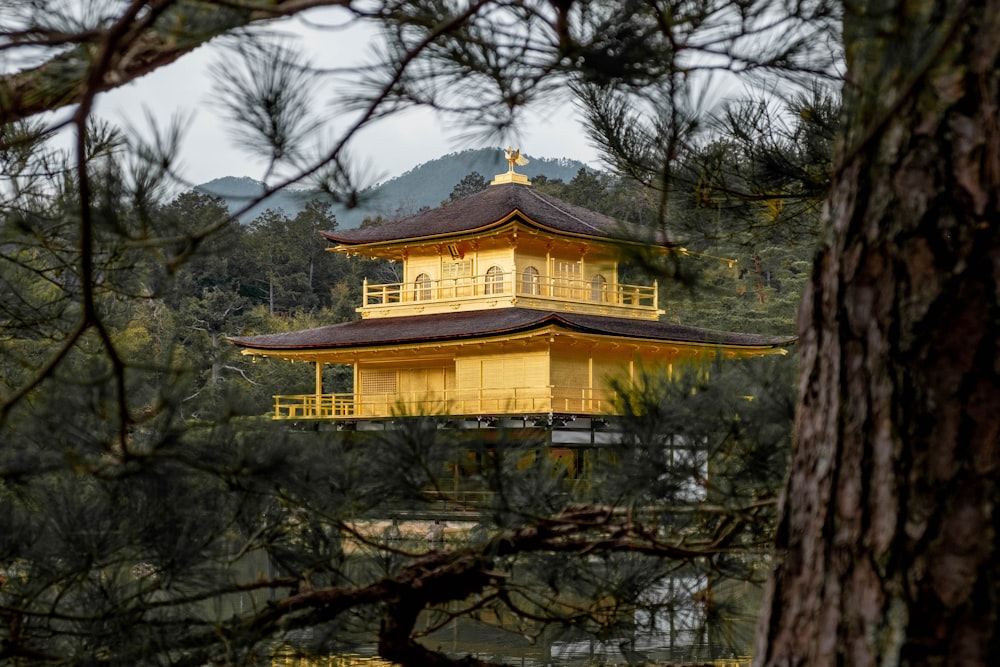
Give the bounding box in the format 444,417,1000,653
194,176,313,223
196,148,594,228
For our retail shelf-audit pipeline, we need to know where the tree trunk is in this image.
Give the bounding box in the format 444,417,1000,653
269,275,275,316
755,1,1000,665
211,332,221,384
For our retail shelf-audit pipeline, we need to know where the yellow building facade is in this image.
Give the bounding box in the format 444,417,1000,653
229,159,792,423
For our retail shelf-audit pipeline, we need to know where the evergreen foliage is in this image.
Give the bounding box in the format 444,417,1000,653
0,1,849,665
447,171,489,202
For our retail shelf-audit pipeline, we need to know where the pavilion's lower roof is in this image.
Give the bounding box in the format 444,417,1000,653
227,308,795,351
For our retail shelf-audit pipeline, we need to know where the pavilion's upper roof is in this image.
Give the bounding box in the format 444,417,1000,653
228,308,794,351
321,183,668,247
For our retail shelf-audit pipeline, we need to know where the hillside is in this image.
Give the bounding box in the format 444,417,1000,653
196,147,593,228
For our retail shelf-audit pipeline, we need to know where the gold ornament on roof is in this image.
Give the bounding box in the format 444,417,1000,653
504,146,529,172
491,146,532,186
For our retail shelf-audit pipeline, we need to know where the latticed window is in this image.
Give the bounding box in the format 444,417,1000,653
520,266,540,295
553,259,581,277
442,259,473,297
484,265,505,294
360,370,397,394
413,273,432,300
553,259,581,297
442,260,472,280
590,274,608,302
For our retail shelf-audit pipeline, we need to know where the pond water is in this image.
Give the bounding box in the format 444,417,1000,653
218,531,757,667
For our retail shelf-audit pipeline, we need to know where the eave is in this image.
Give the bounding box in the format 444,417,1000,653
229,309,795,363
236,327,556,364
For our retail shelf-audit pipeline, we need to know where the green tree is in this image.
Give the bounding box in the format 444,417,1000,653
240,208,297,314
155,191,242,305
561,167,606,208
287,200,345,305
448,171,489,201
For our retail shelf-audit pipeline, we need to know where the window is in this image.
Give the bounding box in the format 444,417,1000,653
553,259,581,297
443,259,473,297
484,265,505,294
360,370,397,394
413,273,432,301
520,266,540,295
442,259,472,280
553,259,581,278
590,274,608,302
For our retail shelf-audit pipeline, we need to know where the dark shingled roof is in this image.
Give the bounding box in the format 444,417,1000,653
321,183,667,246
228,308,795,351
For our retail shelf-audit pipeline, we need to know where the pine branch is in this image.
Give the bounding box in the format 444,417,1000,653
0,0,353,125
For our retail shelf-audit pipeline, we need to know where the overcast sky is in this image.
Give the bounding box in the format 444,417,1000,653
91,7,601,188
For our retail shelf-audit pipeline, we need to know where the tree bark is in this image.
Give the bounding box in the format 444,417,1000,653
755,0,1000,665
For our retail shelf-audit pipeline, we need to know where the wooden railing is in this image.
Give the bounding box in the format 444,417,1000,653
273,394,356,419
361,273,658,312
272,387,616,420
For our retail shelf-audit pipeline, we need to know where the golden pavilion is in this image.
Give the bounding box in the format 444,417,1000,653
228,151,792,427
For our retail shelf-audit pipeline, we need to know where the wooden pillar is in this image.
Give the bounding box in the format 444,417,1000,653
315,360,323,417
545,247,552,296
588,350,594,412
353,359,360,417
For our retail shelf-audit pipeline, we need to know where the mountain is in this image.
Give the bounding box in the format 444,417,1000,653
194,176,315,224
195,148,594,228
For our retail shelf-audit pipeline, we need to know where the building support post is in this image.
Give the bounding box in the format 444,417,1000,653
588,351,594,413
545,248,552,297
315,360,323,418
353,359,360,417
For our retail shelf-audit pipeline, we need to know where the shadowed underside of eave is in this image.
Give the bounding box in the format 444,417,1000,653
228,308,795,359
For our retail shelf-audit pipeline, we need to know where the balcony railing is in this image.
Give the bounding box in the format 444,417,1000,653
272,387,616,420
360,273,659,317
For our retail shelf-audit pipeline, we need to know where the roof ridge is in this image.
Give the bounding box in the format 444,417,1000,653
522,188,606,234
